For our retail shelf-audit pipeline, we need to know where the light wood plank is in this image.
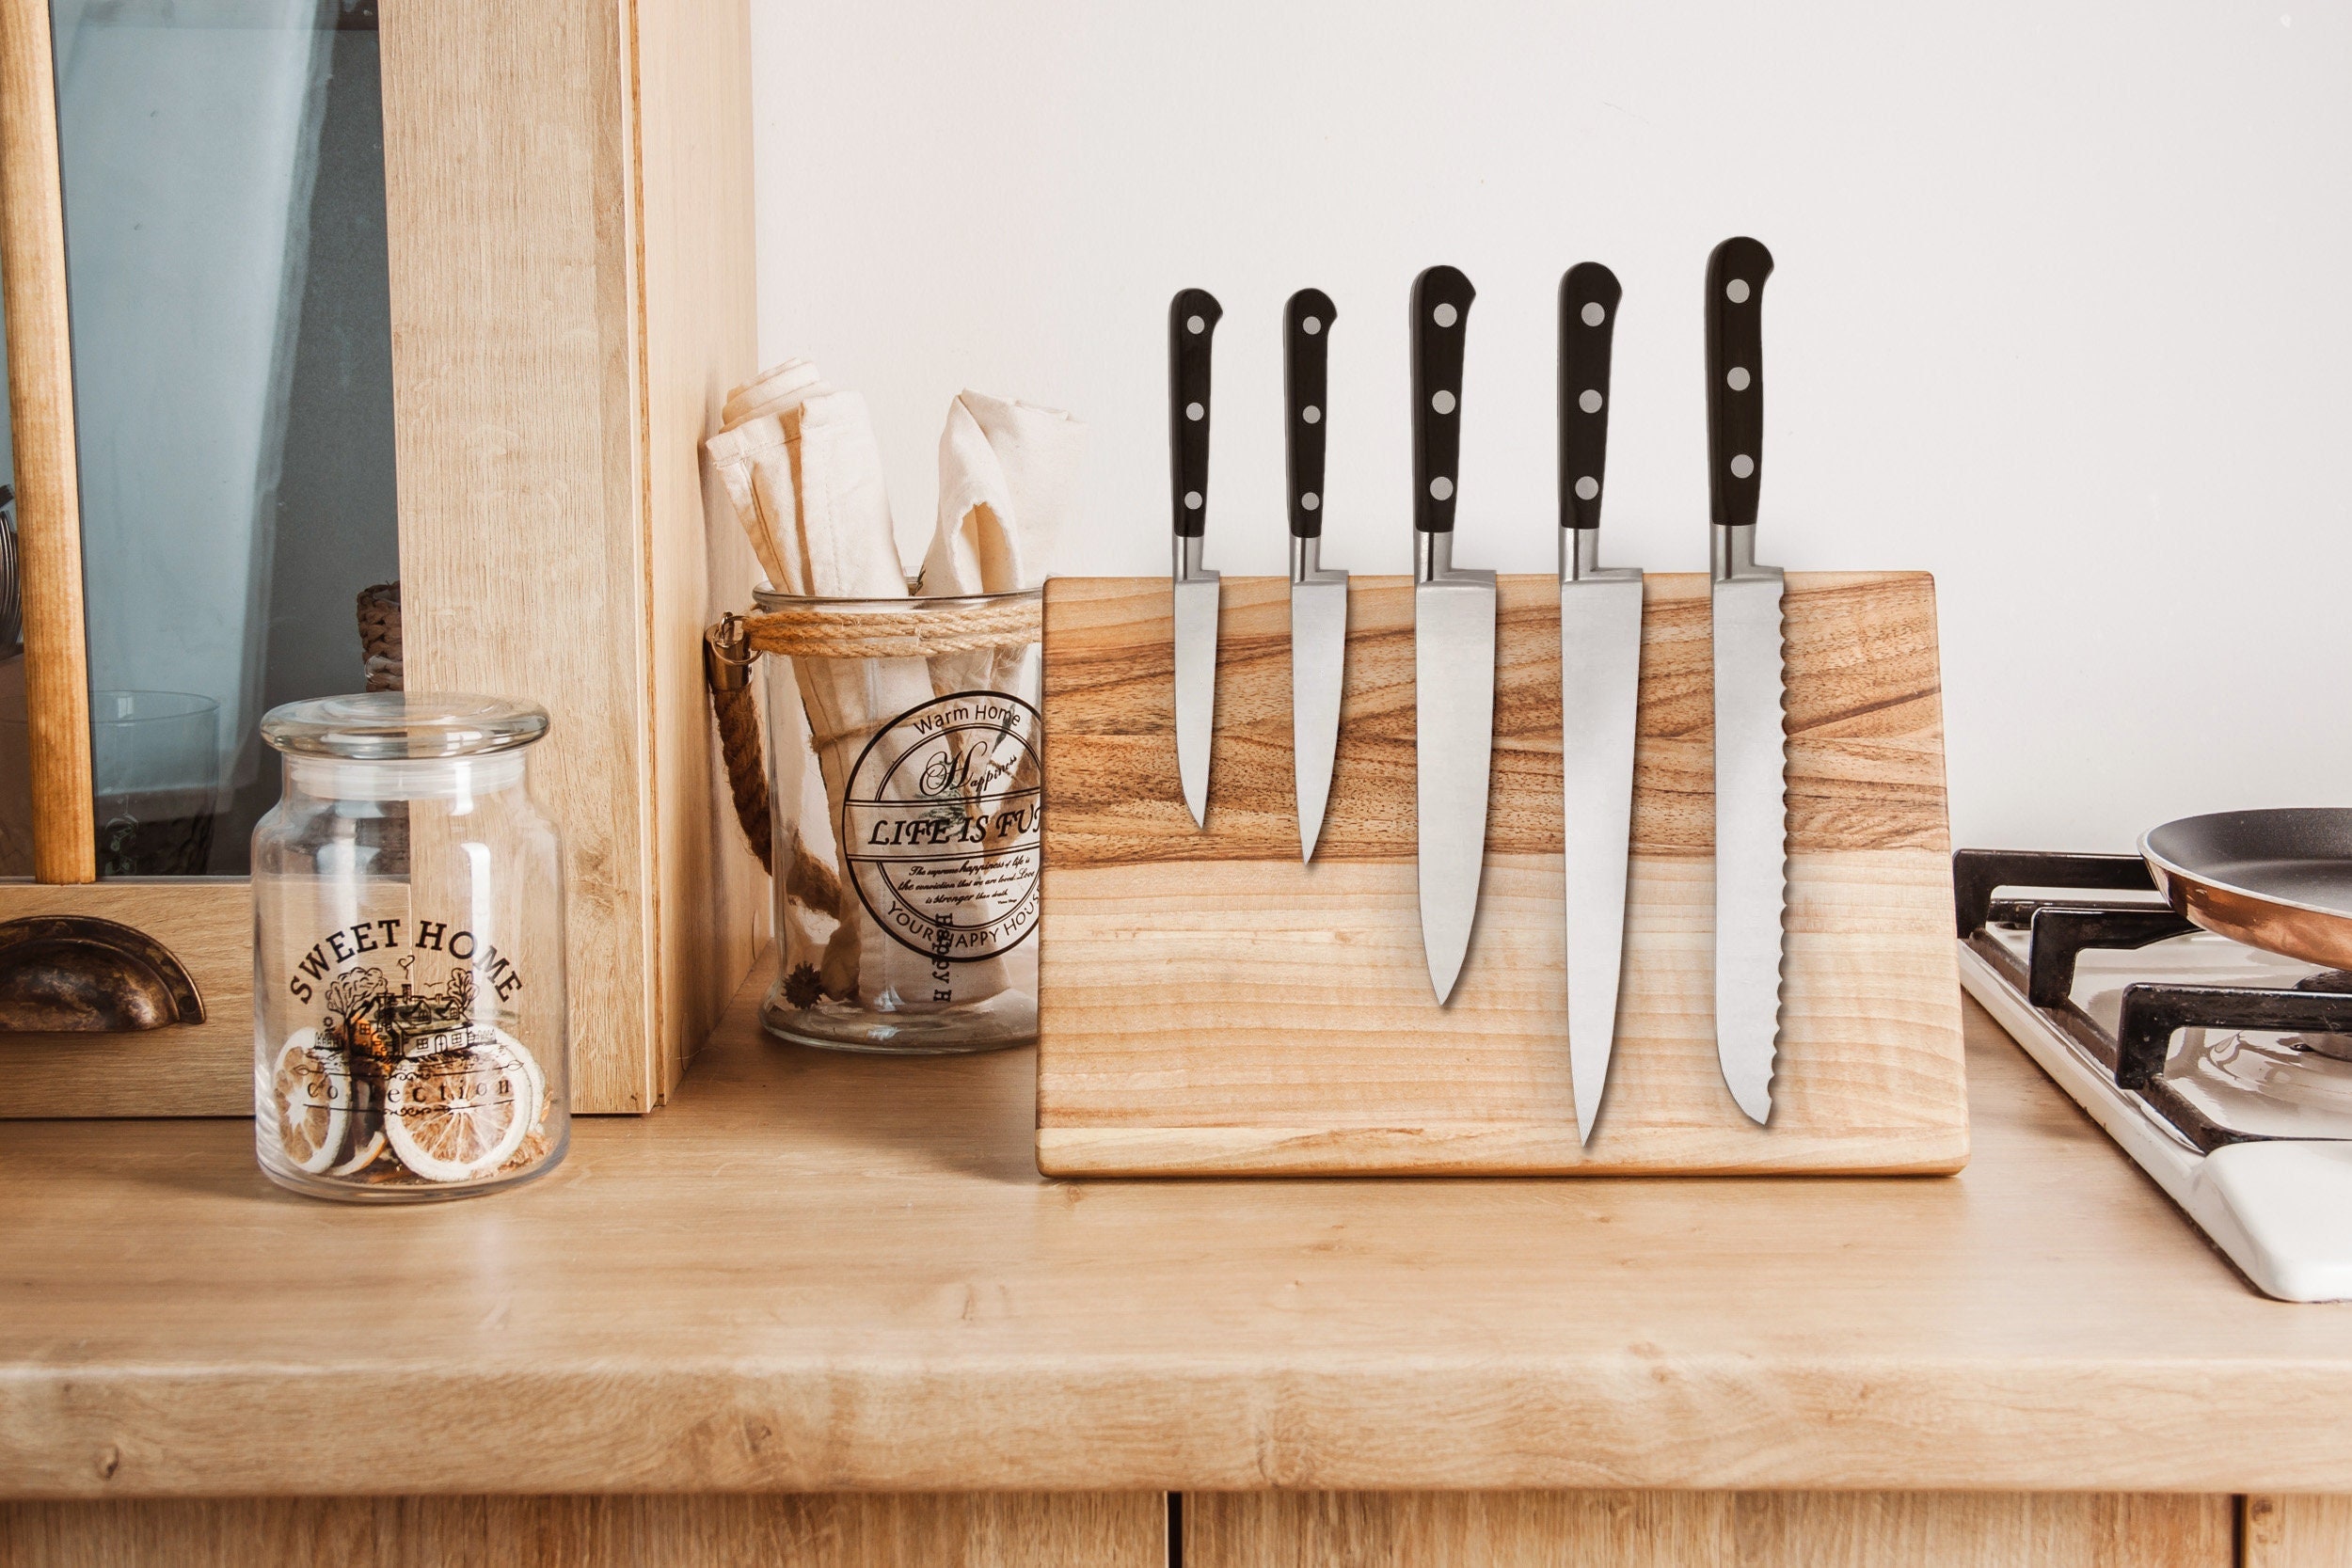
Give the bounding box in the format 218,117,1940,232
1038,572,1965,1175
379,0,657,1113
631,0,769,1092
1734,1493,2230,1568
1188,1491,1731,1567
0,0,95,882
0,880,251,1116
0,1493,1162,1567
1187,1492,2231,1568
8,980,2352,1497
2245,1495,2352,1567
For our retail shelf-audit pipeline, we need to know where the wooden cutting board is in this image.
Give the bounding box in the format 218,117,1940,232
1035,571,1966,1177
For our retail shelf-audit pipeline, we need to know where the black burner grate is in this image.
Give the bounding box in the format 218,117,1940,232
1955,847,2352,1153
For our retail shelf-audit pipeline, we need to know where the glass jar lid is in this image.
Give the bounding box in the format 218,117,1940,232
261,693,549,761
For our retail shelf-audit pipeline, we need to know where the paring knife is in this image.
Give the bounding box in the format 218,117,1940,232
1169,288,1222,828
1557,262,1644,1145
1409,266,1496,1006
1284,289,1346,863
1705,236,1788,1125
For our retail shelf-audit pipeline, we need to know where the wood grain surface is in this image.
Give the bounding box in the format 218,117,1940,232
382,0,655,1114
632,0,770,1097
0,0,95,883
0,881,252,1117
1188,1492,2232,1568
7,976,2352,1498
0,1493,1161,1568
381,1,767,1113
1042,573,1947,867
2245,1495,2352,1567
1037,572,1963,1174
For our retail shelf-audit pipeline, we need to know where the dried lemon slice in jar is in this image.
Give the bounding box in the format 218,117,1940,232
382,1031,538,1183
272,1029,352,1175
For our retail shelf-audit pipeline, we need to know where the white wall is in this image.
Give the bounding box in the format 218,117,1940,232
751,0,2352,854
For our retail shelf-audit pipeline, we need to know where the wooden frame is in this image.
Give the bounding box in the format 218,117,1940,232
0,0,765,1115
0,0,94,885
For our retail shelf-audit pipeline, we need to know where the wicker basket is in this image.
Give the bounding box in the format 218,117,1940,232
358,582,403,692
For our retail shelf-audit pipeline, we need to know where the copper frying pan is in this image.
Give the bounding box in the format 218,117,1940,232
2141,808,2352,971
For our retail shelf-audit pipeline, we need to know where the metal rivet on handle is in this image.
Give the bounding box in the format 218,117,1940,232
1433,303,1458,328
1302,406,1321,425
1429,477,1454,500
1184,490,1203,509
1185,402,1203,421
1187,314,1206,334
1725,279,1750,304
1730,454,1755,479
1579,389,1603,414
1581,302,1606,326
1302,493,1320,512
1726,366,1751,391
1431,390,1455,415
1575,476,1599,500
1303,317,1322,336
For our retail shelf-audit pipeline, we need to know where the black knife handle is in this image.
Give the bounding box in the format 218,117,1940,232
1409,265,1474,534
1559,262,1622,532
1283,289,1334,539
1169,288,1221,539
1704,237,1772,532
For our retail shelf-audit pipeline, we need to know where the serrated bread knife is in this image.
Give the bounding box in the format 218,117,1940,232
1285,289,1346,863
1557,262,1643,1145
1410,266,1496,1005
1705,236,1788,1125
1169,288,1222,827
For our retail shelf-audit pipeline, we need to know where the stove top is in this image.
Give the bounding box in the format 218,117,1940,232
1957,848,2352,1302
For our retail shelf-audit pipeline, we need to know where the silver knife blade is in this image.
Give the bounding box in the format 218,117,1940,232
1556,261,1636,1145
1561,568,1643,1143
1416,559,1495,1003
1168,288,1221,828
1290,565,1345,861
1703,235,1785,1124
1173,560,1219,827
1711,560,1788,1124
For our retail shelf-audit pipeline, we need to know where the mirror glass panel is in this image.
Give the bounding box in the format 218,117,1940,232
50,0,399,875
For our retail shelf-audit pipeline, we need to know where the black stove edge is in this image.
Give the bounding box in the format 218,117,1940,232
1964,931,2266,1156
1951,848,2344,1156
1951,847,2155,937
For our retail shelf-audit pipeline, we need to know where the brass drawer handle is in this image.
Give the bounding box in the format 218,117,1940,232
0,916,203,1032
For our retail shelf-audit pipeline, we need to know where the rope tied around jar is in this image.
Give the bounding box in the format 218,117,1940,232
701,593,1044,881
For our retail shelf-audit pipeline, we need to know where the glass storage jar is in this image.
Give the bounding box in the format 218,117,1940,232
751,587,1041,1054
252,694,567,1201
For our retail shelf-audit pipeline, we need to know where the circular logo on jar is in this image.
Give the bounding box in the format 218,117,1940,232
843,690,1043,961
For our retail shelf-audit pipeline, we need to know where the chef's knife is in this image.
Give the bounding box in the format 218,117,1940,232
1557,262,1643,1145
1169,288,1222,828
1705,236,1787,1125
1410,266,1496,1005
1285,289,1346,863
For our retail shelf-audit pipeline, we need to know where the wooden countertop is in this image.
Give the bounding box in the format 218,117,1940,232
5,971,2351,1500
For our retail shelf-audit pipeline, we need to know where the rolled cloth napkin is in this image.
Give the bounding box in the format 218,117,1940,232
705,363,982,1007
919,393,1087,879
706,364,1088,1014
921,390,1087,692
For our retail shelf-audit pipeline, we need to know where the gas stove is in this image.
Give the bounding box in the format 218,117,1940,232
1956,847,2352,1302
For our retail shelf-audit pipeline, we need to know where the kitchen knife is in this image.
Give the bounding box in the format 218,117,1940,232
1169,288,1222,828
1705,236,1787,1125
1410,265,1496,1005
1285,289,1346,863
1557,262,1643,1145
